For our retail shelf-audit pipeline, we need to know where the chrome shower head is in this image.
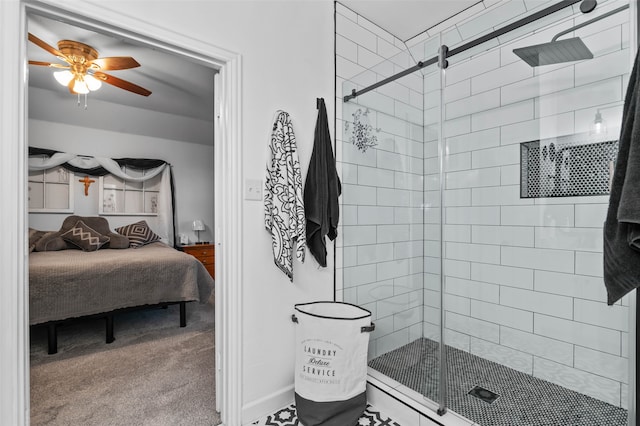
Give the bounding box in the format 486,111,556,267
512,37,593,67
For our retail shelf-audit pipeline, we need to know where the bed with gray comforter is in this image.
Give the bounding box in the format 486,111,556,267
29,242,214,325
28,215,214,354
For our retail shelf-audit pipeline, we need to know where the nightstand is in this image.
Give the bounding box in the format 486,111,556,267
182,243,215,278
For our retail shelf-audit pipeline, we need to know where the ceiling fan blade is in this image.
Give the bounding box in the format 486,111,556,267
28,33,67,61
93,71,151,96
90,57,140,71
28,60,70,69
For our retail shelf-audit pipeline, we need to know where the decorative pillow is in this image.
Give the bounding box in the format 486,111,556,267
28,228,48,253
115,220,160,248
61,220,110,252
106,233,130,249
34,231,70,252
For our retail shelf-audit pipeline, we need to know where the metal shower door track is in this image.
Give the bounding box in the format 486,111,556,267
343,0,582,102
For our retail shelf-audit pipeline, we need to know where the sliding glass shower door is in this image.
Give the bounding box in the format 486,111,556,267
339,1,634,424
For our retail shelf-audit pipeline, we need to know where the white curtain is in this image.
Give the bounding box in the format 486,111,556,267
29,153,174,246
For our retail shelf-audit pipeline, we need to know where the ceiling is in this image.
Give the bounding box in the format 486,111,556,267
339,0,482,41
27,2,482,144
27,13,216,145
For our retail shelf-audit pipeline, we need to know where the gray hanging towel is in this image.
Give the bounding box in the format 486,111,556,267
304,98,341,267
264,110,306,281
604,48,640,305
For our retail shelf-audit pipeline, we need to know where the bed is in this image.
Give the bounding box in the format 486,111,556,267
29,216,214,354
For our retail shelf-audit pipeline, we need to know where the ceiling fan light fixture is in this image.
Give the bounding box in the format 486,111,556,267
53,70,74,86
85,74,102,91
72,78,89,94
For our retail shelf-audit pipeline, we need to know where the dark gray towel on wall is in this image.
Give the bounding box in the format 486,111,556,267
604,47,640,305
304,98,341,267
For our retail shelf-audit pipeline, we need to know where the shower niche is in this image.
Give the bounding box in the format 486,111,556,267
520,136,618,198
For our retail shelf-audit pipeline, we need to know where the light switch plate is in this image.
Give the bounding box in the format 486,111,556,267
244,179,262,201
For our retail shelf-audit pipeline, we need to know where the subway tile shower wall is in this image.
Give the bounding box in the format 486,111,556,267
335,0,631,409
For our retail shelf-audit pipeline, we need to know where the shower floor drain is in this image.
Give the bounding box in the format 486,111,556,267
468,385,500,404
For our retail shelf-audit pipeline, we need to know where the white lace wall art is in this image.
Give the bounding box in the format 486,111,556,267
344,108,380,153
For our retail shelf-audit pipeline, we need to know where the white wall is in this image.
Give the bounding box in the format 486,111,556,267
0,1,335,425
28,116,215,244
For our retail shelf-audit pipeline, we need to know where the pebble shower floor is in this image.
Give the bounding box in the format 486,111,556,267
369,338,628,426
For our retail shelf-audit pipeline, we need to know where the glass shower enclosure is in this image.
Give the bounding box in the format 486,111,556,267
339,1,635,424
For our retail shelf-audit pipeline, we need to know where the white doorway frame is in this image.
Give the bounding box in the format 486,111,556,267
0,1,243,425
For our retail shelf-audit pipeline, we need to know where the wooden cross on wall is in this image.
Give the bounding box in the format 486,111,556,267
79,176,95,196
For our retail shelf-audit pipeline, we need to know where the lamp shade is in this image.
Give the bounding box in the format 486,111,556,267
192,219,205,231
54,70,74,86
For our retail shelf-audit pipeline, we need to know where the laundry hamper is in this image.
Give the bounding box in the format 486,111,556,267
291,301,375,426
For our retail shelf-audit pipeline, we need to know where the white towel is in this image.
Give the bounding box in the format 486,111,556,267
264,110,306,281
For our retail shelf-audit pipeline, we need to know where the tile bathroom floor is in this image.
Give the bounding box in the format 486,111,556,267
252,404,401,426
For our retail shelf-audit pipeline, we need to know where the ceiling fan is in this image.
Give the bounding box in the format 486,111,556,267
28,32,152,97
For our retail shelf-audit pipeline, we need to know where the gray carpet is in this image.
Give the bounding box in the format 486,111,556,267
369,338,628,426
30,302,220,426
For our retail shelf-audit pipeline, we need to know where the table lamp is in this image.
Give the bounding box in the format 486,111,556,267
192,219,205,244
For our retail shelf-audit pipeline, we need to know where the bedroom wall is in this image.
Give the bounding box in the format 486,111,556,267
13,1,336,424
28,113,215,244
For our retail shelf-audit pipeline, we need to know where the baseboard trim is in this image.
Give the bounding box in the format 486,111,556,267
242,384,294,425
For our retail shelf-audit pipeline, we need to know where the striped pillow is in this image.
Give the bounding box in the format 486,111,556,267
115,220,160,248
